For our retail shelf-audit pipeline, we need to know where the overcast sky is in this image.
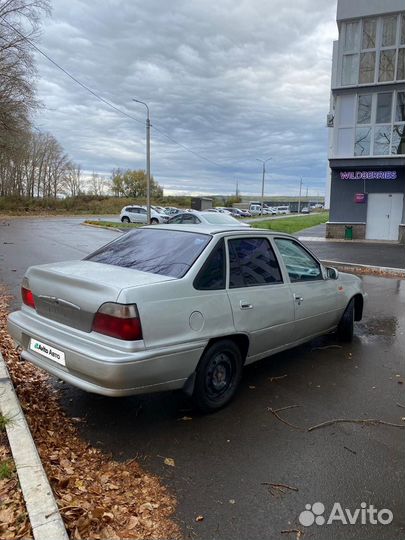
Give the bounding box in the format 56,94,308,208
33,0,338,197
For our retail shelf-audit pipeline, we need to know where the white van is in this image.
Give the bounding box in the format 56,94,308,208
276,206,290,215
249,203,274,216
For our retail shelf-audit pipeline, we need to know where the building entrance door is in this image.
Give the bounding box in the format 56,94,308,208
366,194,404,241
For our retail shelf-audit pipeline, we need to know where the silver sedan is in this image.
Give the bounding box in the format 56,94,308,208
8,225,365,412
168,211,251,227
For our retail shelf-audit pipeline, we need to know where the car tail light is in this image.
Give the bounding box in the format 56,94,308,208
92,303,143,341
21,278,35,309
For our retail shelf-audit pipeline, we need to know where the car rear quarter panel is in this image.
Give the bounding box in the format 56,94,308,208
117,279,235,350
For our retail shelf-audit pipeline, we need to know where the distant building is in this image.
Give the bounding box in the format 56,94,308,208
327,0,405,242
191,197,213,211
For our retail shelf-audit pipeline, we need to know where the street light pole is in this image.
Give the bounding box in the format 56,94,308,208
133,99,151,225
256,158,272,217
298,177,303,213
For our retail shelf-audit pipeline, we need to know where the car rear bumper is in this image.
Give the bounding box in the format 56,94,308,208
7,309,206,397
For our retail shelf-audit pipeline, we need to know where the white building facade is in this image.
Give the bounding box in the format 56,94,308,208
327,0,405,242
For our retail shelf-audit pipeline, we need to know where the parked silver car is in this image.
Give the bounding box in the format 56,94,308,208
168,211,251,227
8,225,365,412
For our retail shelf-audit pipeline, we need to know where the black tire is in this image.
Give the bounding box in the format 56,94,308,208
337,298,354,342
151,218,159,225
192,339,243,413
121,216,130,223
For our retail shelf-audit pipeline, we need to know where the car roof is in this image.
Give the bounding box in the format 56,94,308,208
144,224,294,238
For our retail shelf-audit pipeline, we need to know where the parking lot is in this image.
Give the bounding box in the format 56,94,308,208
1,217,404,539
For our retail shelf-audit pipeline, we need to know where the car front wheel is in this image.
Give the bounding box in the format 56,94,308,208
121,216,130,223
337,298,354,342
150,218,159,225
193,339,243,413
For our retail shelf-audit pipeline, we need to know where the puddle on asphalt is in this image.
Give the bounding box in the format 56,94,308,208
357,316,399,338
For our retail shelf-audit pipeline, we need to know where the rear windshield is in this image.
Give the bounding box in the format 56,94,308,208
85,229,211,278
202,213,238,224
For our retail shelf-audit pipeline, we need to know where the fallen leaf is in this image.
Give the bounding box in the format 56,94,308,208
164,457,175,467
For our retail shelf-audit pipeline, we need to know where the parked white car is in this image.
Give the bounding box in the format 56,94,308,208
8,225,365,413
120,205,168,225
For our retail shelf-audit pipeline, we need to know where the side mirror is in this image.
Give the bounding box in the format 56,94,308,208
326,267,339,280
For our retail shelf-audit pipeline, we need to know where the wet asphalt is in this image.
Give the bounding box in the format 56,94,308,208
0,217,404,540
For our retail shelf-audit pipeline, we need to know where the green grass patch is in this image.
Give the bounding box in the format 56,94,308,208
252,212,329,234
84,220,141,229
0,461,13,480
0,413,13,431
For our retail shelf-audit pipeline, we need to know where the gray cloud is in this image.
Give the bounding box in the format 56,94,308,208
33,0,338,197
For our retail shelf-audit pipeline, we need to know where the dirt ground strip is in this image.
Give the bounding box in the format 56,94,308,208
0,433,32,539
0,290,181,540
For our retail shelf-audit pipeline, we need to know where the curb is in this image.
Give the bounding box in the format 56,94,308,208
321,259,405,279
0,352,69,540
81,221,123,233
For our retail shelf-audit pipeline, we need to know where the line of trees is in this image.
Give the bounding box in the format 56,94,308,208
0,1,166,202
111,168,163,199
0,130,82,197
0,0,83,199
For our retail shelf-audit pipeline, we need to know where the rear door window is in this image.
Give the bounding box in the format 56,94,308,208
228,238,283,288
182,214,200,224
194,239,226,290
86,229,211,278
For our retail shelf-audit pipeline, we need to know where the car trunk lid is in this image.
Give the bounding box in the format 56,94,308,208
26,260,175,332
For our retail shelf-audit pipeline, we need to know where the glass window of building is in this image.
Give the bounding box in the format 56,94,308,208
381,16,397,47
339,94,356,125
396,92,405,122
401,14,405,45
379,49,396,82
359,51,376,83
355,127,372,156
344,21,360,51
374,126,391,155
357,94,372,124
362,18,377,49
397,49,405,80
392,125,405,154
342,54,359,85
376,93,393,123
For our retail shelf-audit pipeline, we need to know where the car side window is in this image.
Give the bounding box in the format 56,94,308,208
274,238,322,282
194,239,226,290
228,238,283,288
182,214,195,223
169,215,183,224
139,208,147,214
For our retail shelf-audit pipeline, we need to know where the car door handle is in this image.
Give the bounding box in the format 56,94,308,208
240,301,253,310
294,294,304,305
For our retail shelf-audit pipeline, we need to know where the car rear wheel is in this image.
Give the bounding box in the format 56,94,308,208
337,298,354,342
121,216,130,223
193,339,243,413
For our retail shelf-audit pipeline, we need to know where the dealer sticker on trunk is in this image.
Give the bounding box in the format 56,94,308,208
29,339,65,366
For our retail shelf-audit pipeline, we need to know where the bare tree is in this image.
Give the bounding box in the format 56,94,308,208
61,163,83,198
88,172,107,196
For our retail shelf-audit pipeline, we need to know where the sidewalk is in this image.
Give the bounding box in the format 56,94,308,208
297,224,405,269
